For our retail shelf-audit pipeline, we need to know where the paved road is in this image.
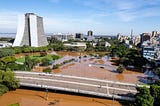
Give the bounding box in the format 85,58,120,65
15,71,138,101
89,63,117,72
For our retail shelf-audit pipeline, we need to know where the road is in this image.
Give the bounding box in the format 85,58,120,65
15,71,138,101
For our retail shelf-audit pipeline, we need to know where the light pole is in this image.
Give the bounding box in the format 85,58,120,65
45,87,48,100
112,90,115,106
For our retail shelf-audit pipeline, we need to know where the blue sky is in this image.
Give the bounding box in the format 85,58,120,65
0,0,160,35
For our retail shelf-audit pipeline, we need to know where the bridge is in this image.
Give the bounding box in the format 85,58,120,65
15,71,139,101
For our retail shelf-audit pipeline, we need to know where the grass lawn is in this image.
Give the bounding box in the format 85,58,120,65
16,57,25,63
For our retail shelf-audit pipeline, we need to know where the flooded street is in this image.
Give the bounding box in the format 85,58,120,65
52,52,145,84
32,51,145,84
4,51,146,106
0,89,121,106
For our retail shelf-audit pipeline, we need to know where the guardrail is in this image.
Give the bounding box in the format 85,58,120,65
15,71,138,101
15,71,138,86
20,82,135,101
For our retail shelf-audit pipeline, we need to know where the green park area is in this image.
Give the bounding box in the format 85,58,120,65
16,54,61,63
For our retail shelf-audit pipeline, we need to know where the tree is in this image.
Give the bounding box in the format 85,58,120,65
2,71,20,90
136,87,154,106
86,41,94,51
0,68,19,96
24,55,34,70
150,85,160,106
153,67,160,76
117,64,126,73
41,58,50,66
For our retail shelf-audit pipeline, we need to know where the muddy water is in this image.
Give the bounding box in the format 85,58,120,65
32,51,145,84
56,56,145,83
0,89,121,106
7,52,143,106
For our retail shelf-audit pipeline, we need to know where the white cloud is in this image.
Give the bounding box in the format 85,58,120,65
74,0,160,22
0,10,22,32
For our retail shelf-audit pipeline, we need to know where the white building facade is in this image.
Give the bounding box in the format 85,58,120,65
13,13,48,47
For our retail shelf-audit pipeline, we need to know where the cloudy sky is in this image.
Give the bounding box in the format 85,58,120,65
0,0,160,35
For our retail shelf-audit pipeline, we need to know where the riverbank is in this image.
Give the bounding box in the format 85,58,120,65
0,89,121,106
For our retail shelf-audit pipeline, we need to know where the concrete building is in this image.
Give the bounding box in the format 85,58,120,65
152,31,158,37
13,13,48,47
140,33,151,45
87,30,93,36
0,41,12,48
142,46,156,60
52,33,74,42
64,42,86,49
105,42,111,47
75,33,83,39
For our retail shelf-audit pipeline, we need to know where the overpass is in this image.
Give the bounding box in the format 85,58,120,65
15,71,139,101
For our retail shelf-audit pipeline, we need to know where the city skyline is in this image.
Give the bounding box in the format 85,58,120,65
0,0,160,35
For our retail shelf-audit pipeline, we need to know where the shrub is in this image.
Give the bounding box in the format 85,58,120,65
43,68,52,73
8,103,20,106
41,58,50,66
53,64,60,69
40,52,47,57
117,64,126,73
22,47,31,53
13,47,22,54
52,55,61,60
1,56,16,65
0,49,15,58
7,63,25,71
0,84,9,96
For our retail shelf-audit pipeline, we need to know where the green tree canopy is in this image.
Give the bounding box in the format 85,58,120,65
136,87,154,106
150,85,160,106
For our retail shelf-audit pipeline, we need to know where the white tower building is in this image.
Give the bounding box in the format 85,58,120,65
13,13,48,47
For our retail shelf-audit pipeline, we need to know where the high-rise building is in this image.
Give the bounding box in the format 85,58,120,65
75,33,83,39
13,13,48,47
140,33,151,44
152,31,158,37
130,29,133,41
87,30,93,36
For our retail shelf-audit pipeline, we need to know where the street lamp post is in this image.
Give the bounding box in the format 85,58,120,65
45,87,48,100
112,90,115,106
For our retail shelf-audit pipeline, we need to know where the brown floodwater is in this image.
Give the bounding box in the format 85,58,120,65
0,89,121,106
33,51,145,84
11,52,144,105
